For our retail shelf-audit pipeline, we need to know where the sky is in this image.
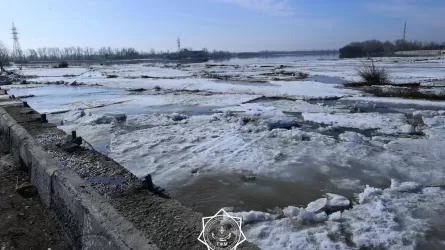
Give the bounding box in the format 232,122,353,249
0,0,444,52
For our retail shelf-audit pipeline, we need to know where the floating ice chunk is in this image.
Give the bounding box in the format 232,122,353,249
297,209,327,223
389,180,420,192
423,116,445,127
399,124,415,134
263,116,300,130
390,179,400,189
317,124,340,132
328,211,343,221
290,130,310,141
222,206,234,212
358,185,383,203
103,112,126,122
62,109,85,122
125,114,174,128
305,194,350,214
89,115,117,125
282,206,300,217
422,187,441,194
306,198,327,213
424,127,445,140
314,212,328,222
167,112,188,121
371,136,390,142
412,110,442,118
326,193,350,209
338,131,367,143
230,210,272,222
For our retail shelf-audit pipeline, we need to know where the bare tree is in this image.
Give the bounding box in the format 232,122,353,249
0,41,10,72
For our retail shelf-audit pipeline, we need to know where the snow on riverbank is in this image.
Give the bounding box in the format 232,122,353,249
237,181,445,250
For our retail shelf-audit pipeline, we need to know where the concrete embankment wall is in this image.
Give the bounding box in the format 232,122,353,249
0,90,158,250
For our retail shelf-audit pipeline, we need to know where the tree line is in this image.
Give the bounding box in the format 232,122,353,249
0,45,228,62
21,47,338,62
23,46,179,61
339,39,445,58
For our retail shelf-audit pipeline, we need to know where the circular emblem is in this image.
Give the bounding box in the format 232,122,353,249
198,209,246,250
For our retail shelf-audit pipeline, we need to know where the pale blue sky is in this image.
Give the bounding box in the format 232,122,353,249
0,0,444,52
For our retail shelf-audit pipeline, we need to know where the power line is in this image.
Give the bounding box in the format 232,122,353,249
177,36,181,52
11,22,23,62
403,21,407,41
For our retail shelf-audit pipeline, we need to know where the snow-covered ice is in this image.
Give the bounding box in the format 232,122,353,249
240,181,445,250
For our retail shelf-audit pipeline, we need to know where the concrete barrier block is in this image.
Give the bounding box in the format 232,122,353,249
51,168,86,249
0,113,13,137
9,123,32,161
52,168,158,250
0,108,7,116
80,195,159,250
28,145,59,207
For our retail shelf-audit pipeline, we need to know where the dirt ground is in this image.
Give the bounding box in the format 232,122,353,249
0,135,71,250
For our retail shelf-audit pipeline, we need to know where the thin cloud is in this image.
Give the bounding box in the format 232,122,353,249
215,0,293,16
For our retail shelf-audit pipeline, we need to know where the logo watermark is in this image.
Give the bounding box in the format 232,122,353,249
198,209,246,250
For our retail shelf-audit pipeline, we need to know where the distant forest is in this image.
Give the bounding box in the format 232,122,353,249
339,39,445,58
17,46,337,62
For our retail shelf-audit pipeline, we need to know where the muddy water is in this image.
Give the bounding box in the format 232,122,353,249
167,171,359,216
168,157,392,216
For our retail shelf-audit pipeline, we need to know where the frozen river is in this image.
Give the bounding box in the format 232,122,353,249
6,55,445,250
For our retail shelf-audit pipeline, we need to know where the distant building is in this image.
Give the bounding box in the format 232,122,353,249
394,50,445,56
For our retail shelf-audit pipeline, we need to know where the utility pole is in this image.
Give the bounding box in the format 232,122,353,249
11,22,23,62
177,37,181,52
403,22,407,41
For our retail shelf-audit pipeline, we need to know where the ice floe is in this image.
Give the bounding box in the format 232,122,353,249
239,181,445,250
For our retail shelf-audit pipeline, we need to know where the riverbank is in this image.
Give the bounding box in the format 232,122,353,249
0,134,71,250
